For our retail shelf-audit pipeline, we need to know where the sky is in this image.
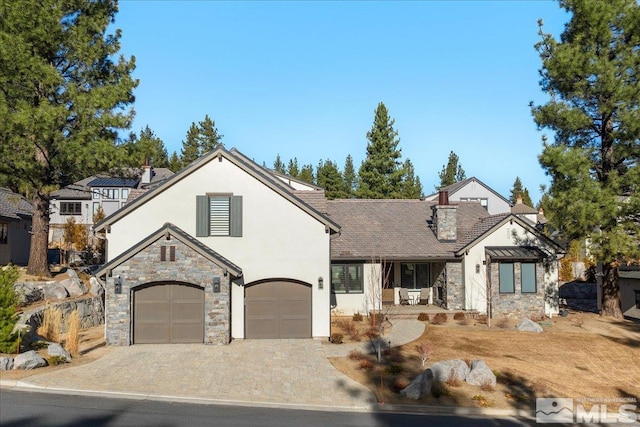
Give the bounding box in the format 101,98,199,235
113,1,570,204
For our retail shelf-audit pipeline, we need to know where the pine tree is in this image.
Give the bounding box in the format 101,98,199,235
401,159,423,198
298,164,315,184
168,151,182,173
180,123,201,167
356,102,405,199
343,154,356,198
0,265,19,353
0,0,137,276
509,177,533,206
532,0,640,317
179,115,223,166
273,154,286,173
287,158,299,178
122,126,169,169
317,159,346,199
437,151,466,189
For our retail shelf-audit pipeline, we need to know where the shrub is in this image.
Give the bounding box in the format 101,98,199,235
431,383,453,398
472,394,494,407
358,359,374,370
453,312,465,320
445,368,463,387
480,380,495,392
431,313,448,325
383,364,404,375
348,350,364,360
476,315,488,325
0,265,20,353
368,312,383,327
46,355,68,366
417,312,429,321
330,333,343,344
38,306,62,343
458,316,470,326
390,378,410,393
495,316,511,329
365,326,379,339
65,309,81,356
352,312,363,322
415,342,434,366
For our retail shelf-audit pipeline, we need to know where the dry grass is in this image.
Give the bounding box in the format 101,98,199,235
65,309,81,356
495,316,511,329
37,306,62,343
329,312,640,409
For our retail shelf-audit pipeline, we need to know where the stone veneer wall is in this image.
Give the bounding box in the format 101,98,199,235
105,235,230,346
489,262,545,318
433,205,458,241
445,262,464,310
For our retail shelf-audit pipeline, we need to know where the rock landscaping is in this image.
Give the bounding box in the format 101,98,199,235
516,317,543,333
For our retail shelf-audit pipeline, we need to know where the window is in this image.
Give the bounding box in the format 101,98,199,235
331,264,363,293
635,290,640,310
499,263,515,293
460,197,488,211
196,195,242,237
121,188,129,200
102,188,118,199
93,190,100,199
521,263,537,293
401,263,430,289
0,223,7,244
93,202,100,216
60,202,82,215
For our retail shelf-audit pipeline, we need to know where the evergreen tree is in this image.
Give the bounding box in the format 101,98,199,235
298,164,315,184
0,0,137,276
343,154,356,198
532,0,640,317
122,126,169,169
180,123,201,167
0,265,20,353
287,158,299,178
356,102,405,199
168,151,182,173
509,177,534,206
179,115,223,166
273,154,286,173
401,159,423,198
317,159,346,199
437,151,466,189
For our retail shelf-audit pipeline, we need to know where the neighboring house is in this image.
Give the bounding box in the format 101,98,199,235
0,187,32,265
511,194,539,225
49,166,173,245
619,265,640,320
424,177,512,215
93,146,339,345
326,192,563,319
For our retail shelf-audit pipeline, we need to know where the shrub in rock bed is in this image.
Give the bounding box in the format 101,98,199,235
431,313,448,325
417,312,429,321
352,313,363,322
330,333,343,344
453,312,465,320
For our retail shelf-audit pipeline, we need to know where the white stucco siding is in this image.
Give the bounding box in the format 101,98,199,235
464,221,560,315
332,263,381,316
105,156,332,339
49,200,92,225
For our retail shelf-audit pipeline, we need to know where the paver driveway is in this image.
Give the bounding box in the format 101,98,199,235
20,339,375,410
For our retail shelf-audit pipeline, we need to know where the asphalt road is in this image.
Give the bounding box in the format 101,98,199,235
0,390,535,427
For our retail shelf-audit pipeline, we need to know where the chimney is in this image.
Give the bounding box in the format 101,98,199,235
433,191,457,241
141,159,152,185
516,194,523,205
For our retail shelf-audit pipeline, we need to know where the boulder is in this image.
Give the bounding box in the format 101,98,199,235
60,277,87,297
43,282,69,301
516,317,543,333
13,350,47,370
0,357,14,371
47,343,72,362
429,359,470,383
88,277,104,297
14,282,44,305
65,269,79,280
466,359,496,387
400,369,433,400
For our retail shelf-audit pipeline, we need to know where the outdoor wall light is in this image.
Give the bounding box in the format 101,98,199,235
212,276,221,293
318,276,324,289
114,275,123,294
476,264,481,274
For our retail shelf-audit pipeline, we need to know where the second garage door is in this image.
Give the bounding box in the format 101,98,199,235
245,281,311,339
133,283,204,344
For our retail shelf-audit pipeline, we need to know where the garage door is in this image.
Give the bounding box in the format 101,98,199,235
245,281,311,339
133,283,204,344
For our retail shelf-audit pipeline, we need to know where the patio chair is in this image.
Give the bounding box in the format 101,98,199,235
417,288,430,305
399,288,414,305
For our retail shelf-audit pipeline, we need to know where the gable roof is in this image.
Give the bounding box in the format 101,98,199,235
270,169,323,191
326,199,489,260
455,213,565,256
0,188,32,220
93,146,340,234
425,177,512,206
94,222,242,278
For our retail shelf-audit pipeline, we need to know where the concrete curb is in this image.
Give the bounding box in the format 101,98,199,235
1,378,535,419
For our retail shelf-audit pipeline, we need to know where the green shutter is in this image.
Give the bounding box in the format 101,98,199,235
196,195,209,237
230,195,243,237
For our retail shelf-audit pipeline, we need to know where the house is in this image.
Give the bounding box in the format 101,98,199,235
93,146,339,345
619,265,640,320
0,187,32,265
511,194,539,225
326,191,563,319
424,177,512,215
49,165,173,245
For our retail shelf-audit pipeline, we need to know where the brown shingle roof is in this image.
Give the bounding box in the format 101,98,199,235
0,188,32,220
326,199,489,260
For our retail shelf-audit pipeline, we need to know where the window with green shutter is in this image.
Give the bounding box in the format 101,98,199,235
196,195,242,237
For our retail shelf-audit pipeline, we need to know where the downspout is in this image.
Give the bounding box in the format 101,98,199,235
485,254,492,327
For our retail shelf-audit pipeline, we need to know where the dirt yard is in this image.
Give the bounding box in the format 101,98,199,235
329,312,640,410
